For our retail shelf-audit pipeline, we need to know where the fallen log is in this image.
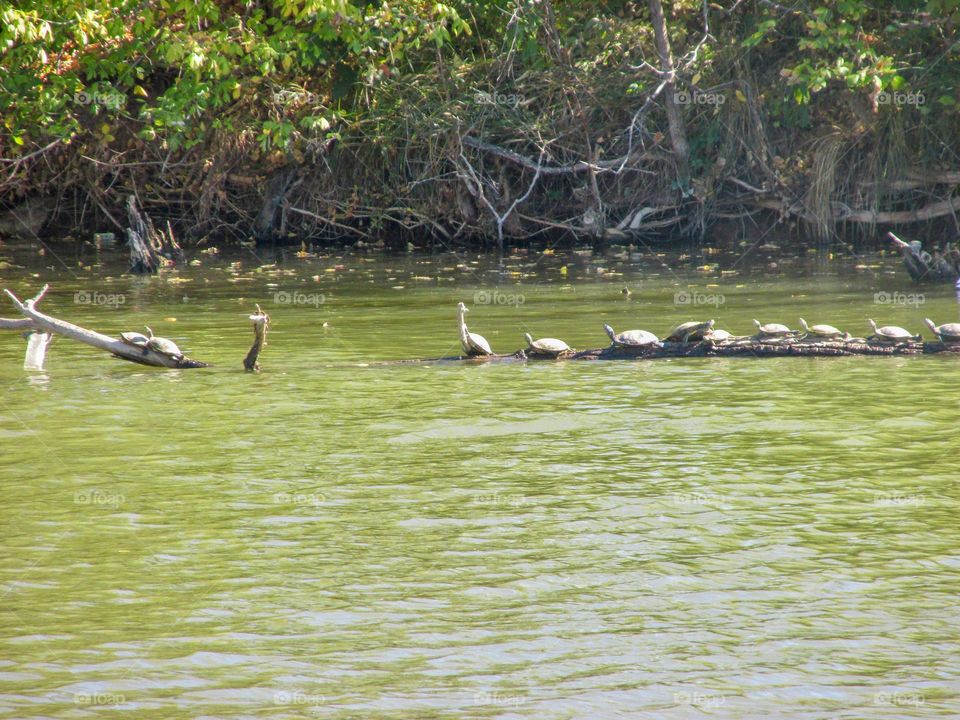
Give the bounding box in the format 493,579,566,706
387,335,960,364
2,285,208,368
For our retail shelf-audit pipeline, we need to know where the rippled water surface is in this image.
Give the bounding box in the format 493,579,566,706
1,245,958,718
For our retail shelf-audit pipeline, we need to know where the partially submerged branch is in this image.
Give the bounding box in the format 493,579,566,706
244,305,270,372
3,285,208,368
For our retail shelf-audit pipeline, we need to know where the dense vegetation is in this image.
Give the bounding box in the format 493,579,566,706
1,0,958,248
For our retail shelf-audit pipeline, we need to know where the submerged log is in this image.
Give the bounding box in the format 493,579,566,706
392,335,960,365
2,285,208,368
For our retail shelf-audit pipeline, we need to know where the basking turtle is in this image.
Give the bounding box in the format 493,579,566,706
664,320,715,343
119,331,149,348
799,318,847,341
144,326,183,360
923,318,960,343
867,319,917,344
524,332,570,358
604,324,660,348
456,302,493,356
704,328,733,343
753,319,795,340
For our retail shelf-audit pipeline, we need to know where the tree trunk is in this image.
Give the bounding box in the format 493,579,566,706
648,0,690,187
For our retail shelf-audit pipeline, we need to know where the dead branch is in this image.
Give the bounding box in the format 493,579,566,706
244,305,270,372
3,284,208,368
461,136,654,176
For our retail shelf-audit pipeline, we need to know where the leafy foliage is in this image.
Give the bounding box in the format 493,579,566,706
1,0,470,153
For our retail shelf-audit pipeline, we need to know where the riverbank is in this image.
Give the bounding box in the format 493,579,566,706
2,2,958,251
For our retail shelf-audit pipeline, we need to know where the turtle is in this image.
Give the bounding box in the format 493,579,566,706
119,331,149,348
923,318,960,343
798,318,848,341
753,319,795,339
663,319,715,343
704,327,733,344
524,332,571,358
456,302,493,356
144,326,183,360
867,319,917,344
604,324,660,348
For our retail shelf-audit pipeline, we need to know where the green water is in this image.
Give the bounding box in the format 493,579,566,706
1,246,959,718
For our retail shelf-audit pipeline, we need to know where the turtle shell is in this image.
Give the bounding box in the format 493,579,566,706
665,320,714,342
526,334,570,354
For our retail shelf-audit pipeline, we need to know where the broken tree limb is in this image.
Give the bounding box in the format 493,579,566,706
888,231,960,282
126,195,161,274
3,284,208,368
461,136,655,176
125,195,181,274
243,304,270,372
0,317,37,330
23,331,53,370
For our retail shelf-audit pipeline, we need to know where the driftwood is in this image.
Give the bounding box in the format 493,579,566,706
126,195,182,274
2,285,208,368
888,231,960,283
23,331,54,370
392,335,960,365
243,305,270,372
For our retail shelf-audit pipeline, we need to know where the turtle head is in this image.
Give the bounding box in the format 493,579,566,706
603,324,616,341
799,318,810,332
706,319,715,330
524,332,534,346
924,318,938,333
868,319,879,333
145,325,154,338
456,302,468,314
752,319,762,330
